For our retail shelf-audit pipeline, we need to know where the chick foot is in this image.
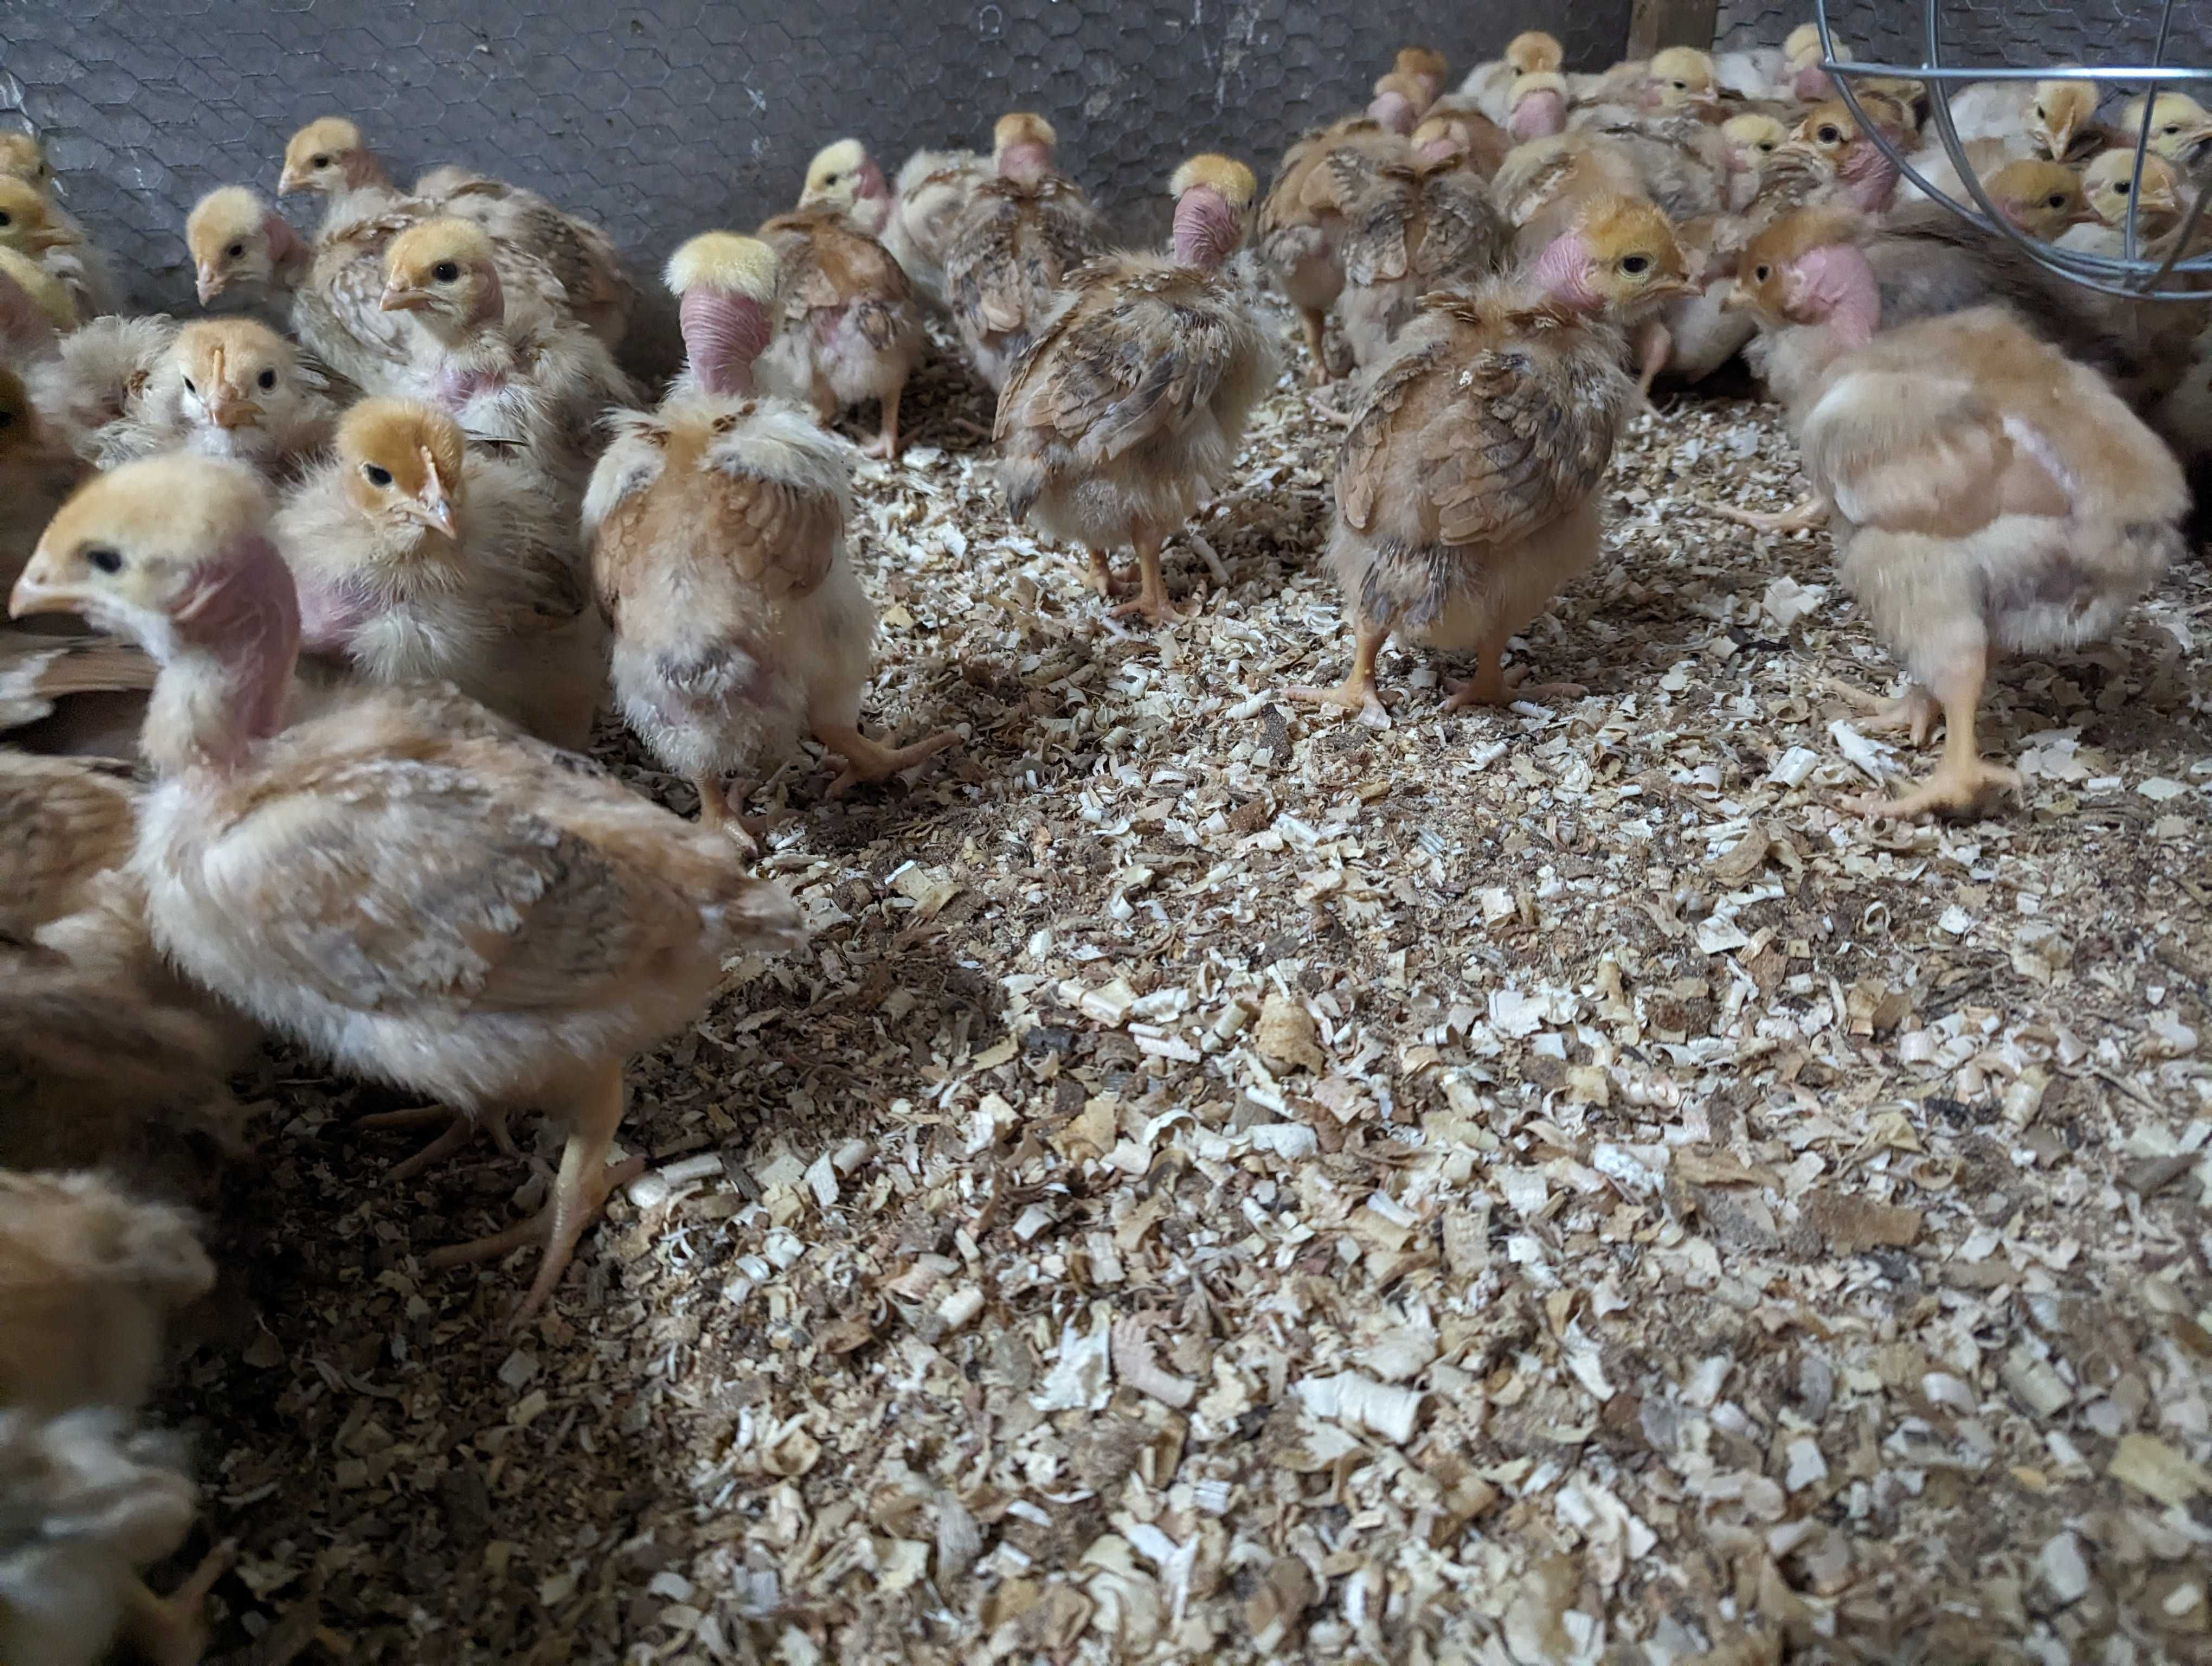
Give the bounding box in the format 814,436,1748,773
123,1539,237,1666
1110,539,1195,627
423,1145,645,1322
1442,664,1585,711
863,386,904,460
1082,548,1135,598
357,1103,518,1184
1716,495,1830,534
1287,619,1393,725
1831,681,1941,746
1844,757,2020,822
694,772,771,856
818,724,961,797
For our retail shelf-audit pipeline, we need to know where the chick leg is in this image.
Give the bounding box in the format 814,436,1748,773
1844,648,2020,821
1082,547,1130,598
1111,533,1196,627
1831,679,1942,747
817,722,961,797
426,1059,644,1322
121,1539,236,1666
864,380,905,460
1634,319,1673,400
693,772,768,855
1716,494,1831,534
1286,615,1394,725
1300,307,1335,386
1443,630,1585,710
357,1103,519,1184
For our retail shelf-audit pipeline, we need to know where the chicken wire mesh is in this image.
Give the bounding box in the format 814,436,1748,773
1,0,1632,370
1721,0,2212,298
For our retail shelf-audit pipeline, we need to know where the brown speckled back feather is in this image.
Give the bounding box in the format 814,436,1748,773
1336,157,1510,288
0,753,135,937
946,174,1108,381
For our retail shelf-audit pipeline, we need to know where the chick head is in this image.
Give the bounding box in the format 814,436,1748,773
1530,197,1693,316
380,219,503,330
1648,47,1718,110
993,113,1059,182
1413,110,1482,166
12,454,278,656
1395,47,1450,102
1507,32,1564,76
0,132,52,190
2027,79,2098,160
1367,72,1429,137
1723,112,1789,172
2082,148,2184,229
1726,206,1864,324
187,187,307,305
279,116,371,196
1508,71,1570,142
1784,23,1835,99
0,178,68,257
1168,155,1256,271
800,138,891,230
164,318,299,438
1984,158,2094,240
1792,101,1860,161
665,232,778,396
2119,92,2211,161
0,245,75,332
338,398,466,542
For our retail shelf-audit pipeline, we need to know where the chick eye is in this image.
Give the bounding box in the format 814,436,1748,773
227,241,244,258
182,376,197,394
0,212,11,227
1672,80,1687,90
313,155,330,168
1621,254,1651,274
0,408,14,428
2034,104,2046,119
363,463,393,487
257,368,276,389
431,260,460,283
2048,193,2066,208
1817,125,1841,144
2115,181,2132,195
86,547,124,574
824,171,841,184
1753,263,1772,281
2165,123,2183,135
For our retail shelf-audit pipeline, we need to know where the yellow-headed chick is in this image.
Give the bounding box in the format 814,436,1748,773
379,217,638,491
1982,158,2097,241
1,245,76,342
588,235,955,840
1459,30,1563,129
1333,148,1512,369
798,138,893,238
2068,149,2187,248
882,146,990,310
2117,91,2212,165
99,318,335,479
277,398,605,748
0,177,119,322
1395,47,1451,108
1724,215,2188,819
1788,101,1904,213
1258,116,1411,382
276,115,406,229
2026,80,2107,162
1785,23,1835,102
995,157,1279,626
757,204,924,459
1410,102,1514,179
1295,197,1693,721
11,456,806,1319
184,185,310,310
944,114,1110,391
1,364,92,592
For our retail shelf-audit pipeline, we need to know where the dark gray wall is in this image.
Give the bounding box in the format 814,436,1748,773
4,0,1632,370
1717,0,2211,71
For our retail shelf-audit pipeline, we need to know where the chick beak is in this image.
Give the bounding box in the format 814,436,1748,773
2046,114,2077,160
380,284,430,313
1717,279,1750,315
209,391,256,431
195,264,224,305
8,556,78,619
277,164,308,196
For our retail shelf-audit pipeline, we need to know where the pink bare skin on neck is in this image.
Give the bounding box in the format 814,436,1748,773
1172,187,1242,271
170,531,303,762
1530,230,1603,311
1793,65,1832,101
264,210,308,269
997,142,1054,182
1839,140,1900,213
1509,88,1566,141
1368,90,1418,136
1787,242,1881,350
681,289,769,397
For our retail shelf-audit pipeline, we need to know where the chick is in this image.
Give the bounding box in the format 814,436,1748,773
1459,30,1564,127
591,234,956,846
0,132,54,191
996,156,1278,627
944,114,1110,391
14,456,806,1318
756,207,924,459
881,148,990,309
1395,47,1451,108
1259,117,1410,381
2071,149,2187,244
22,313,173,459
1784,23,1835,102
278,399,603,748
1,364,93,591
1788,102,1904,214
1411,103,1514,180
2115,92,2211,165
98,318,335,479
1334,150,1513,370
1724,221,2188,818
799,139,893,238
1981,159,2097,241
1294,197,1693,720
0,177,119,322
2025,80,2108,163
1,245,76,341
276,115,405,230
1723,113,1790,182
379,217,638,491
184,185,310,311
0,1407,233,1666
1641,47,1720,113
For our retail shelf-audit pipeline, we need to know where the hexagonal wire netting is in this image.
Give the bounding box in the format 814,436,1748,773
3,0,1632,370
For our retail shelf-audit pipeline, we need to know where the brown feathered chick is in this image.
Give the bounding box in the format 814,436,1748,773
277,114,403,230
798,138,893,238
1258,117,1411,382
995,156,1279,626
278,398,605,747
1334,149,1513,369
589,235,956,848
881,146,989,309
11,456,805,1321
1296,197,1693,721
1983,159,2097,241
1396,48,1451,107
757,206,924,459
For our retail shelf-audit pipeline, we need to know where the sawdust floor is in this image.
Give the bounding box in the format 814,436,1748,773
164,308,2212,1666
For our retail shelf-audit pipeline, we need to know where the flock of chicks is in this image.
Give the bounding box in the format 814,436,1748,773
1,24,2209,1663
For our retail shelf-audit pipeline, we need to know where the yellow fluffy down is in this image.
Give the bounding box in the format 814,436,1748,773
186,187,265,260
805,138,867,195
1507,31,1563,74
1785,23,1825,66
1510,70,1568,102
1650,46,1715,88
1169,154,1258,210
0,245,74,330
993,112,1057,154
663,232,778,301
383,218,494,286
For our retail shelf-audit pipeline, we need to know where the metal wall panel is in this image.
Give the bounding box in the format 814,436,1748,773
3,0,1632,370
